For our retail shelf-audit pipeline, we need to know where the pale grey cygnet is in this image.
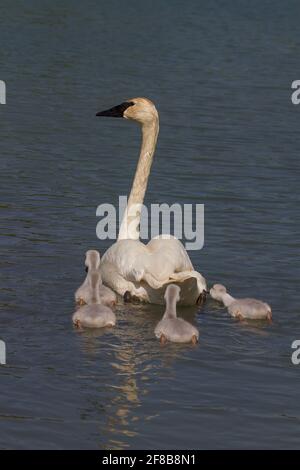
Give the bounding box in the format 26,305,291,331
154,284,199,344
73,271,116,329
210,284,272,321
75,250,117,307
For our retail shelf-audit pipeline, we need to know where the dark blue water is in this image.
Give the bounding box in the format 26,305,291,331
0,0,300,449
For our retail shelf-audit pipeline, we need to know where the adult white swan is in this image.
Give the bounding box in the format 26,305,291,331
96,97,207,306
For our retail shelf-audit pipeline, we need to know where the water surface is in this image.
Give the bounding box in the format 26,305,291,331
0,0,300,449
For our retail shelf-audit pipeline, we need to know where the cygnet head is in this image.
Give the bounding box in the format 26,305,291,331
210,284,228,302
164,284,181,304
85,250,100,272
96,97,158,126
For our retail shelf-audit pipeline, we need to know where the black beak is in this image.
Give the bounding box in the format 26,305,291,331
85,267,88,273
96,101,134,118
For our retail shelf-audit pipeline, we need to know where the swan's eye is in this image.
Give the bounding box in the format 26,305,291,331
118,101,135,114
85,267,88,273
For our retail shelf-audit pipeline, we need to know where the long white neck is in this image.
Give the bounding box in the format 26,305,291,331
222,293,235,307
118,118,159,240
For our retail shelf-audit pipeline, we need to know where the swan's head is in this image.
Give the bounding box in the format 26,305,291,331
210,284,227,301
85,250,100,272
96,97,158,125
164,284,181,304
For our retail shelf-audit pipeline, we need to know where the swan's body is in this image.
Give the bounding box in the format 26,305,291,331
154,285,199,343
75,250,117,307
96,98,207,305
210,284,272,321
73,271,116,328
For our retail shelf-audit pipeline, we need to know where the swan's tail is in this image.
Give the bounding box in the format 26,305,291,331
101,261,207,306
142,270,207,306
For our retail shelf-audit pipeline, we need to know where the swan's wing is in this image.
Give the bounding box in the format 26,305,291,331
169,270,206,291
